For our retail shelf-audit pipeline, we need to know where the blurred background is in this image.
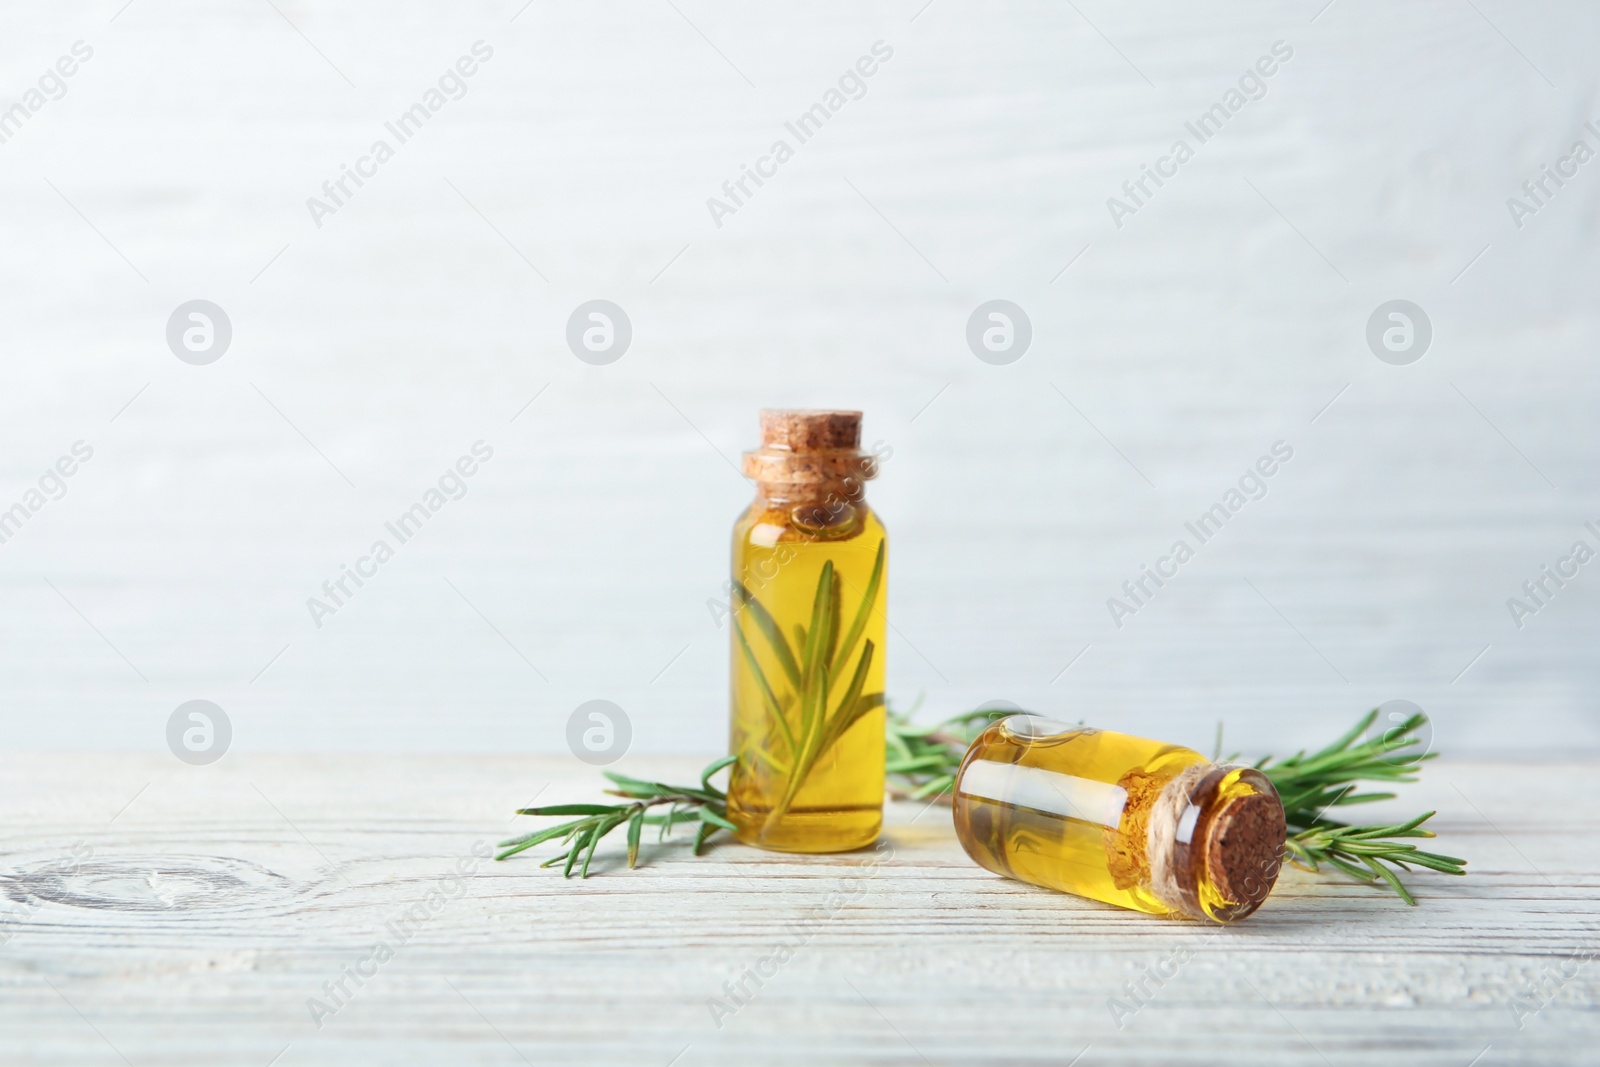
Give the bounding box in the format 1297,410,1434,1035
1,0,1595,758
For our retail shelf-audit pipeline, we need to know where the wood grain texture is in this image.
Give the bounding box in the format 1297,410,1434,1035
1,753,1592,1066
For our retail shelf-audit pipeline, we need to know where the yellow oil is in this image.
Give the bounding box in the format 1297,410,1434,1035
952,718,1207,915
727,502,887,852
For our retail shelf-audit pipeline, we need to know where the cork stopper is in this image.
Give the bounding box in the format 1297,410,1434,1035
742,409,877,491
1200,785,1285,920
1146,763,1285,922
759,409,861,452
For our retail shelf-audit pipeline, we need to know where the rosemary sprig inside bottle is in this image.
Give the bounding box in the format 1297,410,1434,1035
498,705,1465,905
729,539,887,840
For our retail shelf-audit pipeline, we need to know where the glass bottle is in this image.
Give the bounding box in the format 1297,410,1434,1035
952,715,1285,921
726,410,887,853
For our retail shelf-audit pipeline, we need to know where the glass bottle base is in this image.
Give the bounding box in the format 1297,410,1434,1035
731,804,882,854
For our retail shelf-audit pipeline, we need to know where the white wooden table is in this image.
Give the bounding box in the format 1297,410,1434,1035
0,753,1590,1066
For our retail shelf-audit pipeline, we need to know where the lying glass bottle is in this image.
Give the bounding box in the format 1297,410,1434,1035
952,715,1286,921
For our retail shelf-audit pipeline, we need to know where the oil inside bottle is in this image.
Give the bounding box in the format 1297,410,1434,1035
726,410,887,853
952,715,1284,920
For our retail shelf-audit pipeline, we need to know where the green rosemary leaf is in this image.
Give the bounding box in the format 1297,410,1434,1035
771,655,830,828
495,835,541,858
1340,811,1436,838
1324,792,1397,805
495,839,547,863
644,804,680,837
1309,709,1378,764
1331,840,1426,856
735,623,796,759
602,770,721,806
885,703,1008,801
799,561,834,682
819,641,875,754
885,754,950,774
1284,807,1465,904
580,816,620,878
495,818,593,860
1361,855,1415,906
831,540,884,679
732,580,803,689
662,802,680,838
738,740,791,778
825,573,842,671
698,808,737,832
1320,854,1373,882
516,803,617,816
886,727,915,764
770,591,826,817
692,821,716,856
599,773,667,798
1392,851,1470,873
496,823,568,850
700,754,736,795
563,823,595,878
626,810,644,868
804,658,830,763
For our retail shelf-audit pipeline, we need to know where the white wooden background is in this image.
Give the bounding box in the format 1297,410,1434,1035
1,754,1593,1065
0,1,1594,757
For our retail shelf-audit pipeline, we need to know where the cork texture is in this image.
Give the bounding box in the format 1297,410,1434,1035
1203,789,1286,917
759,409,861,452
744,409,876,487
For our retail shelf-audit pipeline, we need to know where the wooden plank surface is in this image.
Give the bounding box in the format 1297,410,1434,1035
1,753,1592,1065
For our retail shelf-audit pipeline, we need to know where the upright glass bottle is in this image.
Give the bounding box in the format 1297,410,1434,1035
952,715,1286,921
727,410,887,853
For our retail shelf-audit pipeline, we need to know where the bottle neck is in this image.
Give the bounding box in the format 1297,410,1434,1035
744,446,878,536
752,477,870,536
1146,763,1285,922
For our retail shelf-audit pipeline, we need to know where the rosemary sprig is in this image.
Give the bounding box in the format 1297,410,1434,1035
885,703,1465,905
499,704,1466,905
496,756,736,877
732,540,886,833
1256,708,1467,905
886,702,1010,801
